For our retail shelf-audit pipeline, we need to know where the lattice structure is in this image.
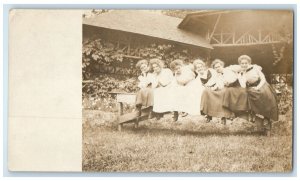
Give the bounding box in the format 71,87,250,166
209,28,284,47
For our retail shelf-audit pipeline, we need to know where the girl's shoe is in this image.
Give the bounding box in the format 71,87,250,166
221,117,226,125
173,111,179,122
206,116,212,123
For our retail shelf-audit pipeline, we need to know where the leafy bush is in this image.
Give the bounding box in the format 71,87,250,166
82,37,203,111
82,74,138,112
83,74,138,95
82,38,202,78
272,84,293,115
82,37,293,115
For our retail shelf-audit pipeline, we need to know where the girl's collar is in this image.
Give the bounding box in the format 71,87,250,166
241,65,254,73
246,65,254,72
198,69,209,78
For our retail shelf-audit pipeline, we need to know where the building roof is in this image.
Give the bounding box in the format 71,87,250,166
178,10,293,30
83,10,213,49
178,10,235,28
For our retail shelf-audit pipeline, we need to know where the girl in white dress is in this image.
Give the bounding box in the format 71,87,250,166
150,58,175,119
182,59,207,116
169,59,196,120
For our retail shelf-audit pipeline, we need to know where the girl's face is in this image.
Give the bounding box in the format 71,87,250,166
140,63,148,73
174,65,182,75
240,59,250,71
195,63,206,74
214,63,223,73
152,63,161,74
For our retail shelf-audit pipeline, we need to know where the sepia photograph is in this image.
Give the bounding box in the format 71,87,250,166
81,9,294,172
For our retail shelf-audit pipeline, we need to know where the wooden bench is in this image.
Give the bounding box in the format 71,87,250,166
82,80,151,131
116,92,151,131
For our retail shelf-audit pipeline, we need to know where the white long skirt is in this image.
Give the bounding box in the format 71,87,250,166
153,85,174,113
173,78,204,115
153,78,204,114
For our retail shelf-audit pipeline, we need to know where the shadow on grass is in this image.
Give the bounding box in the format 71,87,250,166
111,124,266,137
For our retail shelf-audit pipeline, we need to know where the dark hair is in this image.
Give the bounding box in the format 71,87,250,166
149,58,164,69
211,59,225,68
135,59,148,69
169,59,184,71
193,59,206,68
238,55,252,64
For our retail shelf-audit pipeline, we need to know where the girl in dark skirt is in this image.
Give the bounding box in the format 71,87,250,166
212,60,250,119
135,59,155,118
238,55,279,133
198,59,234,124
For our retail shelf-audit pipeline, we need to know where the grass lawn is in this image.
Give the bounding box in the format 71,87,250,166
82,110,293,172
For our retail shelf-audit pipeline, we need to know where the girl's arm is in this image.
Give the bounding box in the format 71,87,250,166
157,69,174,87
215,76,224,90
176,67,195,85
148,74,158,88
238,73,246,88
205,69,217,87
227,64,242,73
255,69,266,90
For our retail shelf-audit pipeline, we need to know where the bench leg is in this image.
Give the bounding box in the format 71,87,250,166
265,129,271,137
134,118,139,129
118,123,123,131
264,121,272,137
117,102,124,131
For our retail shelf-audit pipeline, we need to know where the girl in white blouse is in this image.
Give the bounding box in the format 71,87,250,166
135,59,155,118
212,59,250,122
238,55,278,134
150,58,175,120
169,59,196,120
200,59,235,124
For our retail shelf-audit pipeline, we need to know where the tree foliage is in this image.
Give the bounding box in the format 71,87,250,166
82,36,203,111
161,10,202,19
82,37,202,79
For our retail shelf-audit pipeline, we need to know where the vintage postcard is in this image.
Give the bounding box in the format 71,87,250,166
9,9,294,172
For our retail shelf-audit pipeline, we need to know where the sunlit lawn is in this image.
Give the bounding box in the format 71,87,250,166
82,110,293,172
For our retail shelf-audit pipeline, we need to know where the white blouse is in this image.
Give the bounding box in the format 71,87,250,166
198,68,218,88
152,68,174,88
216,67,240,89
174,65,196,86
137,72,156,89
239,65,263,88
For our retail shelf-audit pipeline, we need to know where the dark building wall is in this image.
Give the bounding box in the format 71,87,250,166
211,44,293,75
83,24,212,79
83,25,211,61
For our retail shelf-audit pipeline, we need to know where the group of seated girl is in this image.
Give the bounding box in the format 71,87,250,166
134,55,278,130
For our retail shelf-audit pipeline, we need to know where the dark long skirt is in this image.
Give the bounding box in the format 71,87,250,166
135,87,154,108
201,88,234,118
223,87,249,113
247,83,278,121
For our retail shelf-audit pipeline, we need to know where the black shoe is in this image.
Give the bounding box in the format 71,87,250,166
221,117,226,125
264,129,271,137
206,116,212,123
148,111,154,119
136,104,142,117
181,112,188,117
250,115,256,123
155,113,163,120
173,111,179,122
263,118,271,130
248,113,253,122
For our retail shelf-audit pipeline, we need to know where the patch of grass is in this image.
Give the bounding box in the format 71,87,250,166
82,110,293,172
